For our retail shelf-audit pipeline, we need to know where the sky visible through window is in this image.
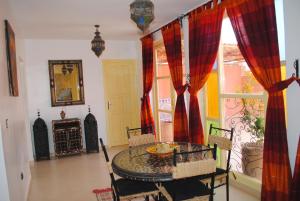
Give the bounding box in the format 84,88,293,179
221,18,237,45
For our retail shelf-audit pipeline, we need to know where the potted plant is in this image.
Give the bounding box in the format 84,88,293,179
240,100,264,180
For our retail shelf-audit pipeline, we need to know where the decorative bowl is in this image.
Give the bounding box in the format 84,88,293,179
146,143,179,157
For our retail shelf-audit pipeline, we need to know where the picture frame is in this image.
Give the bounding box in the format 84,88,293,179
5,20,19,96
48,60,85,107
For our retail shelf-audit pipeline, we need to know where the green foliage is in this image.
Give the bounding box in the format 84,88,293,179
237,70,265,140
241,100,265,140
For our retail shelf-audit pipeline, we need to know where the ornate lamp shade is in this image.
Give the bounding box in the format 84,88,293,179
130,0,154,32
91,25,105,57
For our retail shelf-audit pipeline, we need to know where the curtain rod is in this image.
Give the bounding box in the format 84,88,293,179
148,13,188,36
141,0,217,38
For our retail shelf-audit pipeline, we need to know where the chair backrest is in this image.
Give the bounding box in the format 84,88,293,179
126,126,155,147
99,138,117,195
208,124,234,172
172,145,217,180
128,134,156,147
172,145,217,200
126,126,153,138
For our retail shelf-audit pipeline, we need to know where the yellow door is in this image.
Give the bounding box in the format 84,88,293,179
102,60,140,146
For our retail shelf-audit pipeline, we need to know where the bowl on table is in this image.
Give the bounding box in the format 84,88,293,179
146,143,179,157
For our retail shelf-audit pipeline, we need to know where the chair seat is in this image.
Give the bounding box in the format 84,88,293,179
162,178,210,201
116,178,158,197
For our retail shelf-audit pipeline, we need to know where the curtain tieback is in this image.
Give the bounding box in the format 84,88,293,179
176,84,189,95
187,86,198,97
140,93,149,101
266,76,296,93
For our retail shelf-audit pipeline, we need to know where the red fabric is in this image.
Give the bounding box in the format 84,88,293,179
291,136,300,201
92,188,113,201
162,20,189,142
92,188,113,194
267,76,297,93
188,2,224,144
141,35,155,133
226,0,293,200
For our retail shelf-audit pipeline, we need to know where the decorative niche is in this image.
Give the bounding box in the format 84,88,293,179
48,60,85,107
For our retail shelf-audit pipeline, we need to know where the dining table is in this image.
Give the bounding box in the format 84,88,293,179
111,142,210,182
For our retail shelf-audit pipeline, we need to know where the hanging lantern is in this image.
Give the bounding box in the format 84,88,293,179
61,65,67,75
66,64,73,74
130,0,154,32
91,25,105,57
61,64,73,75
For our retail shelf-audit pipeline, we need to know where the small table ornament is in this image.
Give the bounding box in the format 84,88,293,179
60,109,66,119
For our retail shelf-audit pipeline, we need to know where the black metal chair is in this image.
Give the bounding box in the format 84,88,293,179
126,126,155,147
160,144,217,201
203,124,234,201
99,138,159,201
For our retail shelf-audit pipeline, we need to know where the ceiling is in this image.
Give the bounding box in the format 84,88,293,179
8,0,206,40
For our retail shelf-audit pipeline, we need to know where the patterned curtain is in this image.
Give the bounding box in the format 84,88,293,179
141,35,155,133
188,1,224,144
162,20,189,142
226,0,296,200
291,137,300,201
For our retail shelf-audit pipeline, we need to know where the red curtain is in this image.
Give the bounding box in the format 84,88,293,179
162,20,189,142
226,0,295,200
188,2,224,144
141,35,155,132
291,137,300,201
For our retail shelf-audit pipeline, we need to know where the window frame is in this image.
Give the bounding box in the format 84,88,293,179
153,40,176,142
153,38,188,142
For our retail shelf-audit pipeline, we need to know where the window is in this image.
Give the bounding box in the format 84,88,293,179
153,40,186,142
205,18,267,182
205,17,286,183
154,42,175,142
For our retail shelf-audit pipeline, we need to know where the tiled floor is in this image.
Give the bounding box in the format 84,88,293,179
27,146,259,201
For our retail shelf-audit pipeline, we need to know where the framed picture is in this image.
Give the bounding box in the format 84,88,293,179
5,20,19,96
48,60,85,107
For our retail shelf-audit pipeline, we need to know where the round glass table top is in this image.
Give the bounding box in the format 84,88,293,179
111,142,209,182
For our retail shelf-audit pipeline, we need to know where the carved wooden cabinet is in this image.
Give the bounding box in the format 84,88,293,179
84,113,99,153
52,118,82,157
33,117,50,160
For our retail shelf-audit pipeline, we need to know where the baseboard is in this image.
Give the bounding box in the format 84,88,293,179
49,149,88,160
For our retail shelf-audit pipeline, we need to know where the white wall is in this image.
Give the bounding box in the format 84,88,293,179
284,0,300,173
0,0,31,201
0,125,10,201
24,39,139,157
